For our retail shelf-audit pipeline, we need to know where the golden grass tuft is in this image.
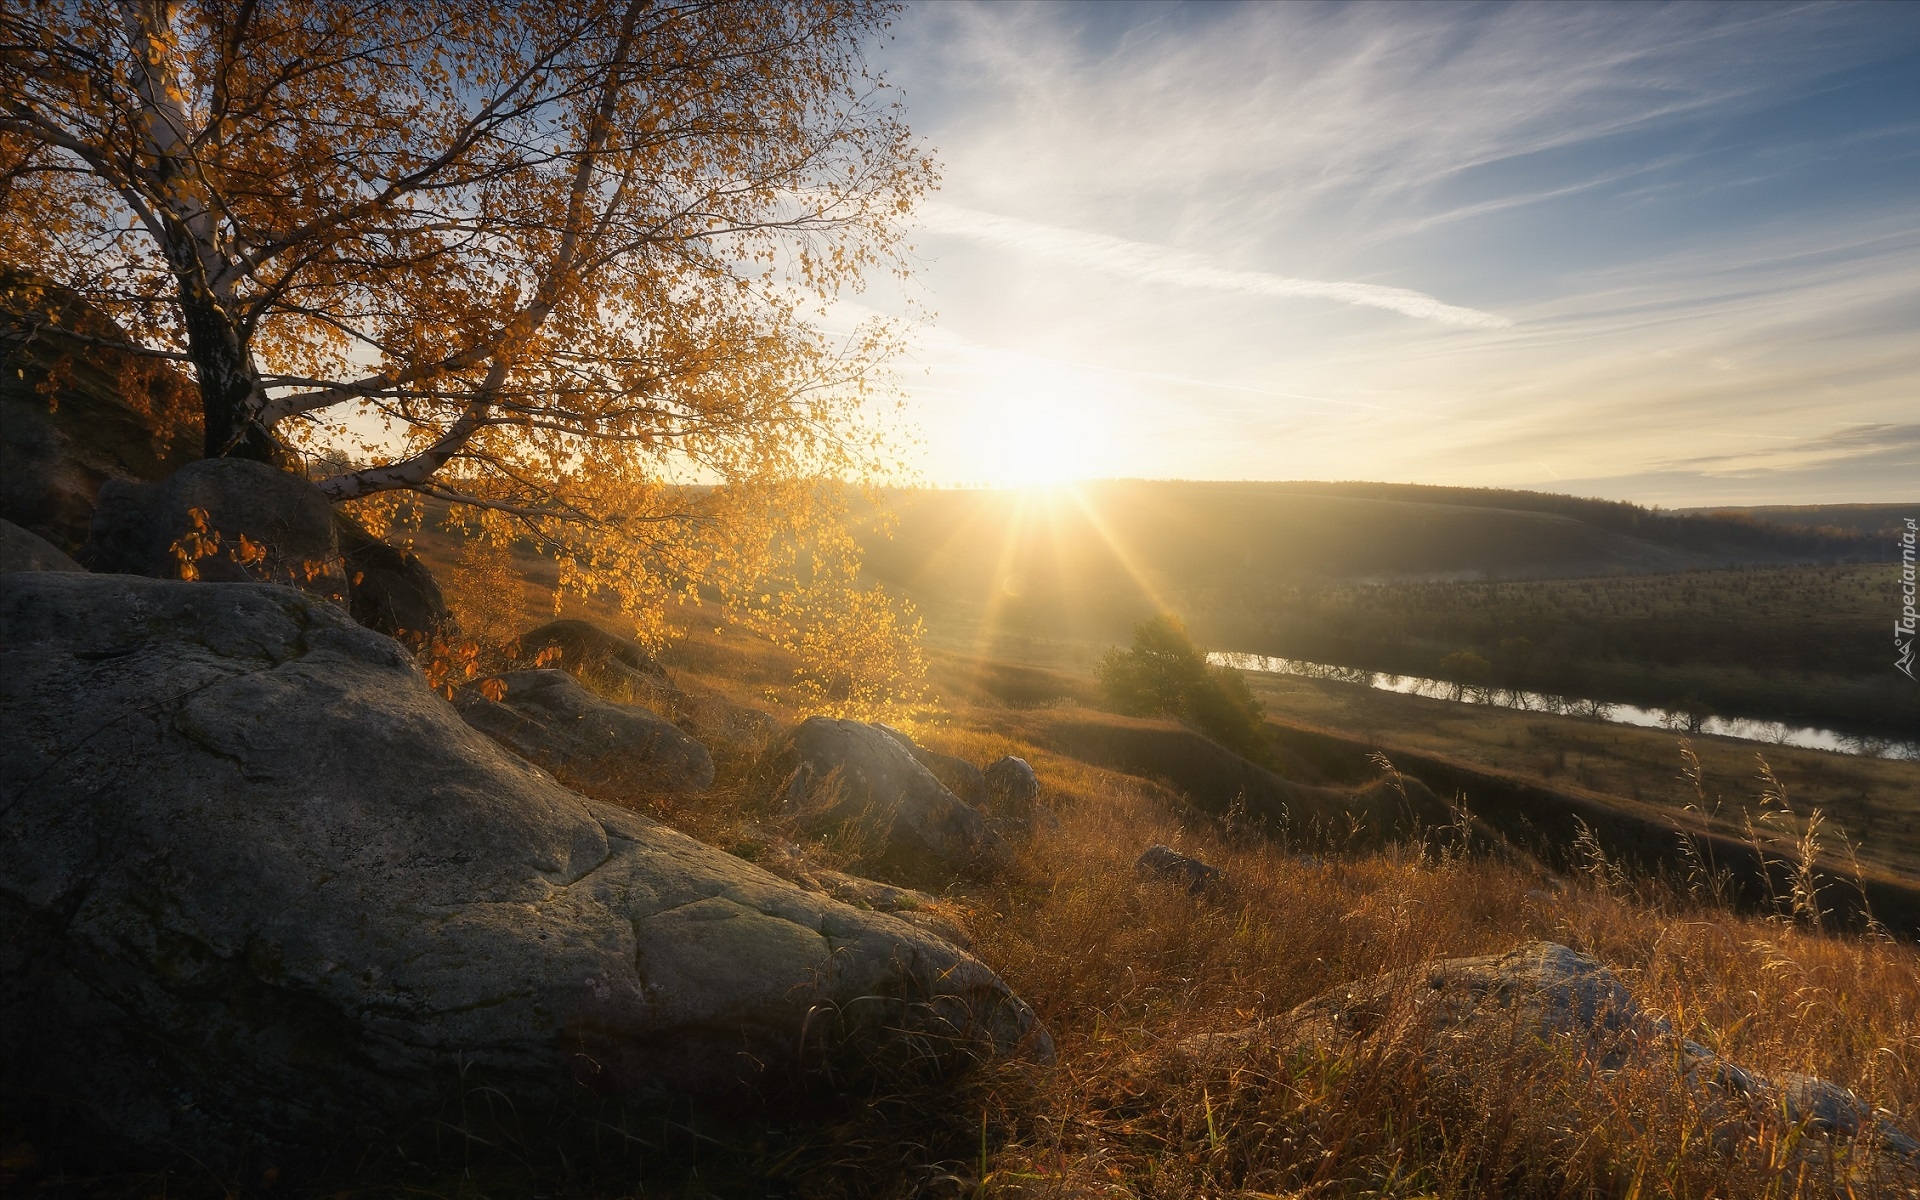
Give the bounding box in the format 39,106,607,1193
935,754,1920,1199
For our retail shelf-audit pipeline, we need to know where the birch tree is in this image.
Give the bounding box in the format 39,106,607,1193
1,0,932,684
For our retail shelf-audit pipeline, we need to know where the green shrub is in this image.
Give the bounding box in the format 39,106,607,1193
1097,614,1270,762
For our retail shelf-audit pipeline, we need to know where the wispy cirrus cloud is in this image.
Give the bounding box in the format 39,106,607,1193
873,2,1920,500
917,202,1512,330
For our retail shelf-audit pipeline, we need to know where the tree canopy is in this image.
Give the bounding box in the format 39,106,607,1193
1,0,934,688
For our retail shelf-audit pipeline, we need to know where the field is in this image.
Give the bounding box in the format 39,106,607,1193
1237,669,1920,881
642,713,1920,1199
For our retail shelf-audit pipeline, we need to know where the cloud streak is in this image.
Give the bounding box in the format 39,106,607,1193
917,202,1514,330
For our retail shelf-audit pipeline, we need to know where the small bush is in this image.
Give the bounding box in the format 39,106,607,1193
1097,614,1271,762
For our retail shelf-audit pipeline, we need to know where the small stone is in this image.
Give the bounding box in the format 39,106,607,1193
1135,844,1224,894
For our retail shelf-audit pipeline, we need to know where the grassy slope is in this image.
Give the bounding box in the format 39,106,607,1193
1239,669,1920,878
524,654,1920,1198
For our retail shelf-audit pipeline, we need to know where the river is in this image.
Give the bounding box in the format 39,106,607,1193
1211,652,1920,762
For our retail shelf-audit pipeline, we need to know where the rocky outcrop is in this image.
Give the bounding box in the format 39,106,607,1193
82,457,348,604
0,518,83,573
0,572,1049,1169
511,618,677,703
456,668,715,800
1283,942,1658,1069
746,835,976,950
511,618,777,751
1,272,197,552
768,717,1014,887
1192,942,1917,1163
335,512,452,642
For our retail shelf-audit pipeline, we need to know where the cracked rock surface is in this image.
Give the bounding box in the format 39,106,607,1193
0,573,1049,1167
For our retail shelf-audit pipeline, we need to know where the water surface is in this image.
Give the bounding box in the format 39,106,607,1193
1213,652,1920,762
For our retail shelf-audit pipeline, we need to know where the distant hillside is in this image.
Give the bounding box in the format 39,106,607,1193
1680,503,1916,540
859,481,1886,639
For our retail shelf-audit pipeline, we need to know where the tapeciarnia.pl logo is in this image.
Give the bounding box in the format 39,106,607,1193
1898,516,1917,680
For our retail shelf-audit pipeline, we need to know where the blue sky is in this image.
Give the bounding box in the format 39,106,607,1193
862,1,1920,503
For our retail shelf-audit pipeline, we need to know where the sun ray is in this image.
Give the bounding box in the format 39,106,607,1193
1062,483,1178,619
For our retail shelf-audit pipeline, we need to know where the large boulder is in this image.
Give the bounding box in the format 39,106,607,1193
0,517,83,573
0,573,1049,1169
335,512,452,642
878,724,989,807
768,718,1014,887
82,457,349,604
455,668,715,800
1,272,197,552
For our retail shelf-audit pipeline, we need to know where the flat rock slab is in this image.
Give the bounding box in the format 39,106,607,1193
0,574,1048,1169
457,668,715,799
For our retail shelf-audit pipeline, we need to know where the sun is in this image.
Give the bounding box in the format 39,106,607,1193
971,363,1119,487
996,409,1090,486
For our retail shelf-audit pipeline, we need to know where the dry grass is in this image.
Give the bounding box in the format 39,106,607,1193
593,710,1920,1199
965,790,1919,1198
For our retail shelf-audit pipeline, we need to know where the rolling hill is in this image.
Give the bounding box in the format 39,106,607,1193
857,480,1888,640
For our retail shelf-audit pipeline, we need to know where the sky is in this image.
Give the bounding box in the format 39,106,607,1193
858,1,1920,505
